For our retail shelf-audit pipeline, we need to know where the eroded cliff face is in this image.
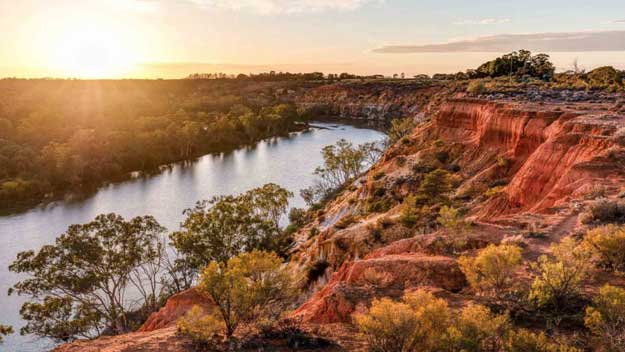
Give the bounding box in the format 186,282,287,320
295,82,462,120
290,98,625,325
53,88,625,352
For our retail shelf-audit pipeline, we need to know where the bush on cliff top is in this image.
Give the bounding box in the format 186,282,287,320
459,244,523,298
357,289,578,352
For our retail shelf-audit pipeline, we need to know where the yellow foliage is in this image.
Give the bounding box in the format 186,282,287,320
459,244,522,296
529,238,592,309
198,250,296,338
177,305,224,343
583,225,625,272
584,285,625,352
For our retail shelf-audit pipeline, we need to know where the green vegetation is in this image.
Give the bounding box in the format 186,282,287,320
417,169,452,204
170,183,292,281
356,289,577,352
0,325,12,344
194,250,296,340
9,213,170,340
473,50,555,80
301,139,383,206
0,80,303,210
584,285,625,351
398,195,419,228
437,206,469,234
388,117,416,144
580,199,625,225
529,238,592,312
459,244,523,298
583,225,625,272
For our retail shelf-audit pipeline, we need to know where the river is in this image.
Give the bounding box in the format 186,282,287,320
0,121,386,352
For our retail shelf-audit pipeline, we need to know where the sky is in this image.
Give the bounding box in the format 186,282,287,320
0,0,624,78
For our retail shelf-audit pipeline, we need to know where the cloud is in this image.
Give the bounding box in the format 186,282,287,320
373,30,625,53
188,0,381,14
453,18,510,25
611,19,625,23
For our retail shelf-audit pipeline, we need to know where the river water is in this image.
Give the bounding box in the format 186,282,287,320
0,122,386,351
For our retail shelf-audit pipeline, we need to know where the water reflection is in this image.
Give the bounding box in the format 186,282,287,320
0,122,386,352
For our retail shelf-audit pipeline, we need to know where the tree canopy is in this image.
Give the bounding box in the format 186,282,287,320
9,214,169,341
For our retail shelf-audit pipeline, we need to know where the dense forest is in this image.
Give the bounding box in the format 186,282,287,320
0,79,314,211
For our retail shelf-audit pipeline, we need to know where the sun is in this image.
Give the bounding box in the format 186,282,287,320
51,28,137,78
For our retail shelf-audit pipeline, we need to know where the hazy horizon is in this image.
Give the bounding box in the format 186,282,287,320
1,0,624,79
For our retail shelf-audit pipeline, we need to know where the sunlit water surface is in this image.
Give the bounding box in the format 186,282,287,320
0,122,385,352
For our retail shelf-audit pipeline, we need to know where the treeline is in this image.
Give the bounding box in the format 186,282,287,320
0,79,305,210
187,71,386,81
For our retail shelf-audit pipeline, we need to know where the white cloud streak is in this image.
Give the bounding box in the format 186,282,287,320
373,31,625,53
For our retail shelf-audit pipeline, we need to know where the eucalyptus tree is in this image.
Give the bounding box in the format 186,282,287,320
170,183,293,279
9,213,169,341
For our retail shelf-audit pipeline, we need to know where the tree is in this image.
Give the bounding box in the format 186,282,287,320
171,184,293,278
197,251,296,339
584,285,625,352
459,244,522,298
529,238,592,312
417,169,452,204
9,214,169,341
475,51,555,80
301,140,381,205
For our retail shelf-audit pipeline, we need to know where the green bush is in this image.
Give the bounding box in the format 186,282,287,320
417,169,452,205
459,244,523,297
580,199,625,225
529,238,592,312
584,285,625,352
583,225,625,272
399,195,419,228
467,80,486,95
198,251,296,339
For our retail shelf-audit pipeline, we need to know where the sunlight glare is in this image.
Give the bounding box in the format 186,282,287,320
51,27,137,78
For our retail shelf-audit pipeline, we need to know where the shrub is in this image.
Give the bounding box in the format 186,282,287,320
467,80,486,95
584,285,625,352
356,298,418,352
0,325,12,344
459,244,522,297
445,304,510,351
417,169,452,205
529,238,592,312
288,207,308,227
335,214,357,229
437,206,469,234
355,290,450,352
306,259,330,286
198,251,296,339
177,305,225,345
583,225,625,272
505,329,580,352
388,117,416,144
580,199,625,225
373,171,386,181
485,186,505,198
309,227,320,238
399,195,419,228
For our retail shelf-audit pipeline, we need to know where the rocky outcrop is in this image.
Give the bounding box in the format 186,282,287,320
293,252,466,323
139,288,212,332
433,99,625,218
